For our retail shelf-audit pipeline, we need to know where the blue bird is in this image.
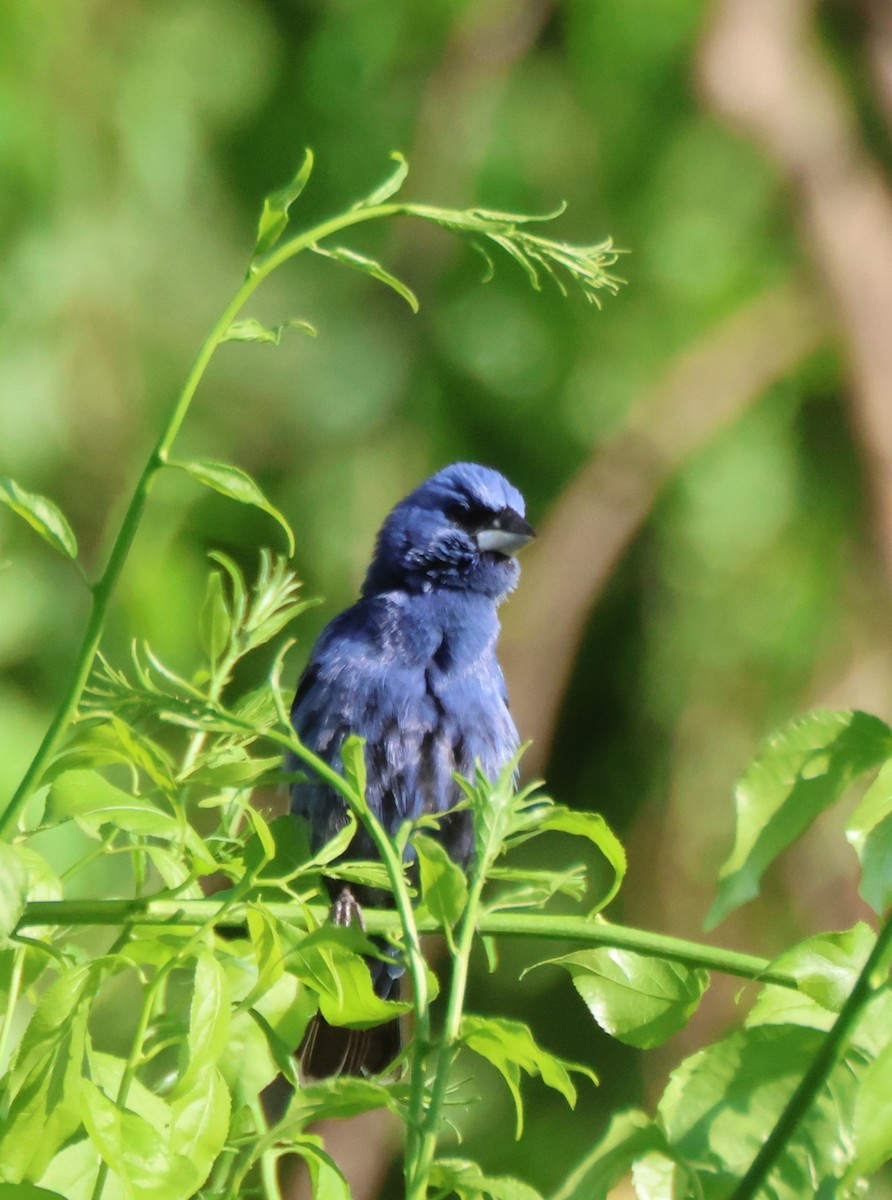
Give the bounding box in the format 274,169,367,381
290,462,535,1077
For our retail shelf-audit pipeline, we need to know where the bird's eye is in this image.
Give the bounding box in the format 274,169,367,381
445,501,479,531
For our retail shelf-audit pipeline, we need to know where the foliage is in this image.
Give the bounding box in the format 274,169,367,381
2,138,892,1200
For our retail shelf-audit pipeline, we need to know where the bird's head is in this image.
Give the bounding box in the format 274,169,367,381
362,462,535,600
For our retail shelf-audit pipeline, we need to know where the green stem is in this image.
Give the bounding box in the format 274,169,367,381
730,910,892,1200
15,898,799,988
406,868,488,1199
0,201,404,841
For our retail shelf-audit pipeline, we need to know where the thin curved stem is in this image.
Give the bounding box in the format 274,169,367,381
0,202,405,840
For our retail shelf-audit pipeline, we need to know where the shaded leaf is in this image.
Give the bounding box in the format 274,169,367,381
847,758,892,915
312,244,419,311
527,807,626,913
413,832,468,933
659,1024,865,1197
46,770,180,840
0,476,78,560
356,151,409,208
223,316,316,344
708,710,892,928
429,1158,543,1200
169,458,295,555
460,1014,596,1138
254,148,314,257
0,1186,69,1199
534,947,708,1048
199,570,230,671
553,1110,666,1200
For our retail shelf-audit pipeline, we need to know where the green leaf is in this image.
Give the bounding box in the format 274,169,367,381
239,908,284,1010
222,316,316,344
340,735,368,812
659,1024,864,1196
527,806,626,913
355,151,409,208
631,1152,690,1200
246,1007,301,1089
761,924,874,1013
199,570,231,671
254,148,314,257
552,1110,666,1200
0,476,78,560
168,1069,230,1186
169,458,295,556
429,1158,543,1200
289,1075,405,1124
413,832,468,933
0,966,94,1182
534,947,709,1048
281,924,410,1028
848,1034,892,1181
460,1014,596,1138
0,1186,69,1199
46,770,180,840
708,710,892,929
35,1139,103,1200
847,758,892,914
0,845,30,940
81,1079,184,1200
175,951,230,1096
312,244,419,312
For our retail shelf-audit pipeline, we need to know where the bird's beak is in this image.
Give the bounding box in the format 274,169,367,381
476,509,536,557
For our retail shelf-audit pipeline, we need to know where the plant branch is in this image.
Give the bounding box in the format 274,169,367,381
16,898,798,988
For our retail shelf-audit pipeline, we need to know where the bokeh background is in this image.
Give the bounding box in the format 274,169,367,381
3,0,892,1195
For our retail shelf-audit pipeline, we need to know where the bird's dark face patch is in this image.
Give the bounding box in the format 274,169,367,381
362,462,534,599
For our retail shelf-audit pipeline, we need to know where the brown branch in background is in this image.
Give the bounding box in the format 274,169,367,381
698,0,892,586
502,280,828,776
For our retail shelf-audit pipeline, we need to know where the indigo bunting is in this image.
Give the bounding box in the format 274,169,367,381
291,462,534,1076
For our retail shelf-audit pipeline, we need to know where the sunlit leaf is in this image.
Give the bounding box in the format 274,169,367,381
708,710,892,929
312,244,419,312
0,845,30,941
281,924,410,1028
0,966,94,1181
175,951,230,1097
0,476,78,560
169,458,295,556
849,1034,892,1181
533,947,709,1048
46,770,180,840
254,148,314,257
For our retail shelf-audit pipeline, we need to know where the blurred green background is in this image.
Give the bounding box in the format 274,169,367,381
3,0,892,1195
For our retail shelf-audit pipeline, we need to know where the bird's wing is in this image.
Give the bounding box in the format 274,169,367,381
289,600,448,845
